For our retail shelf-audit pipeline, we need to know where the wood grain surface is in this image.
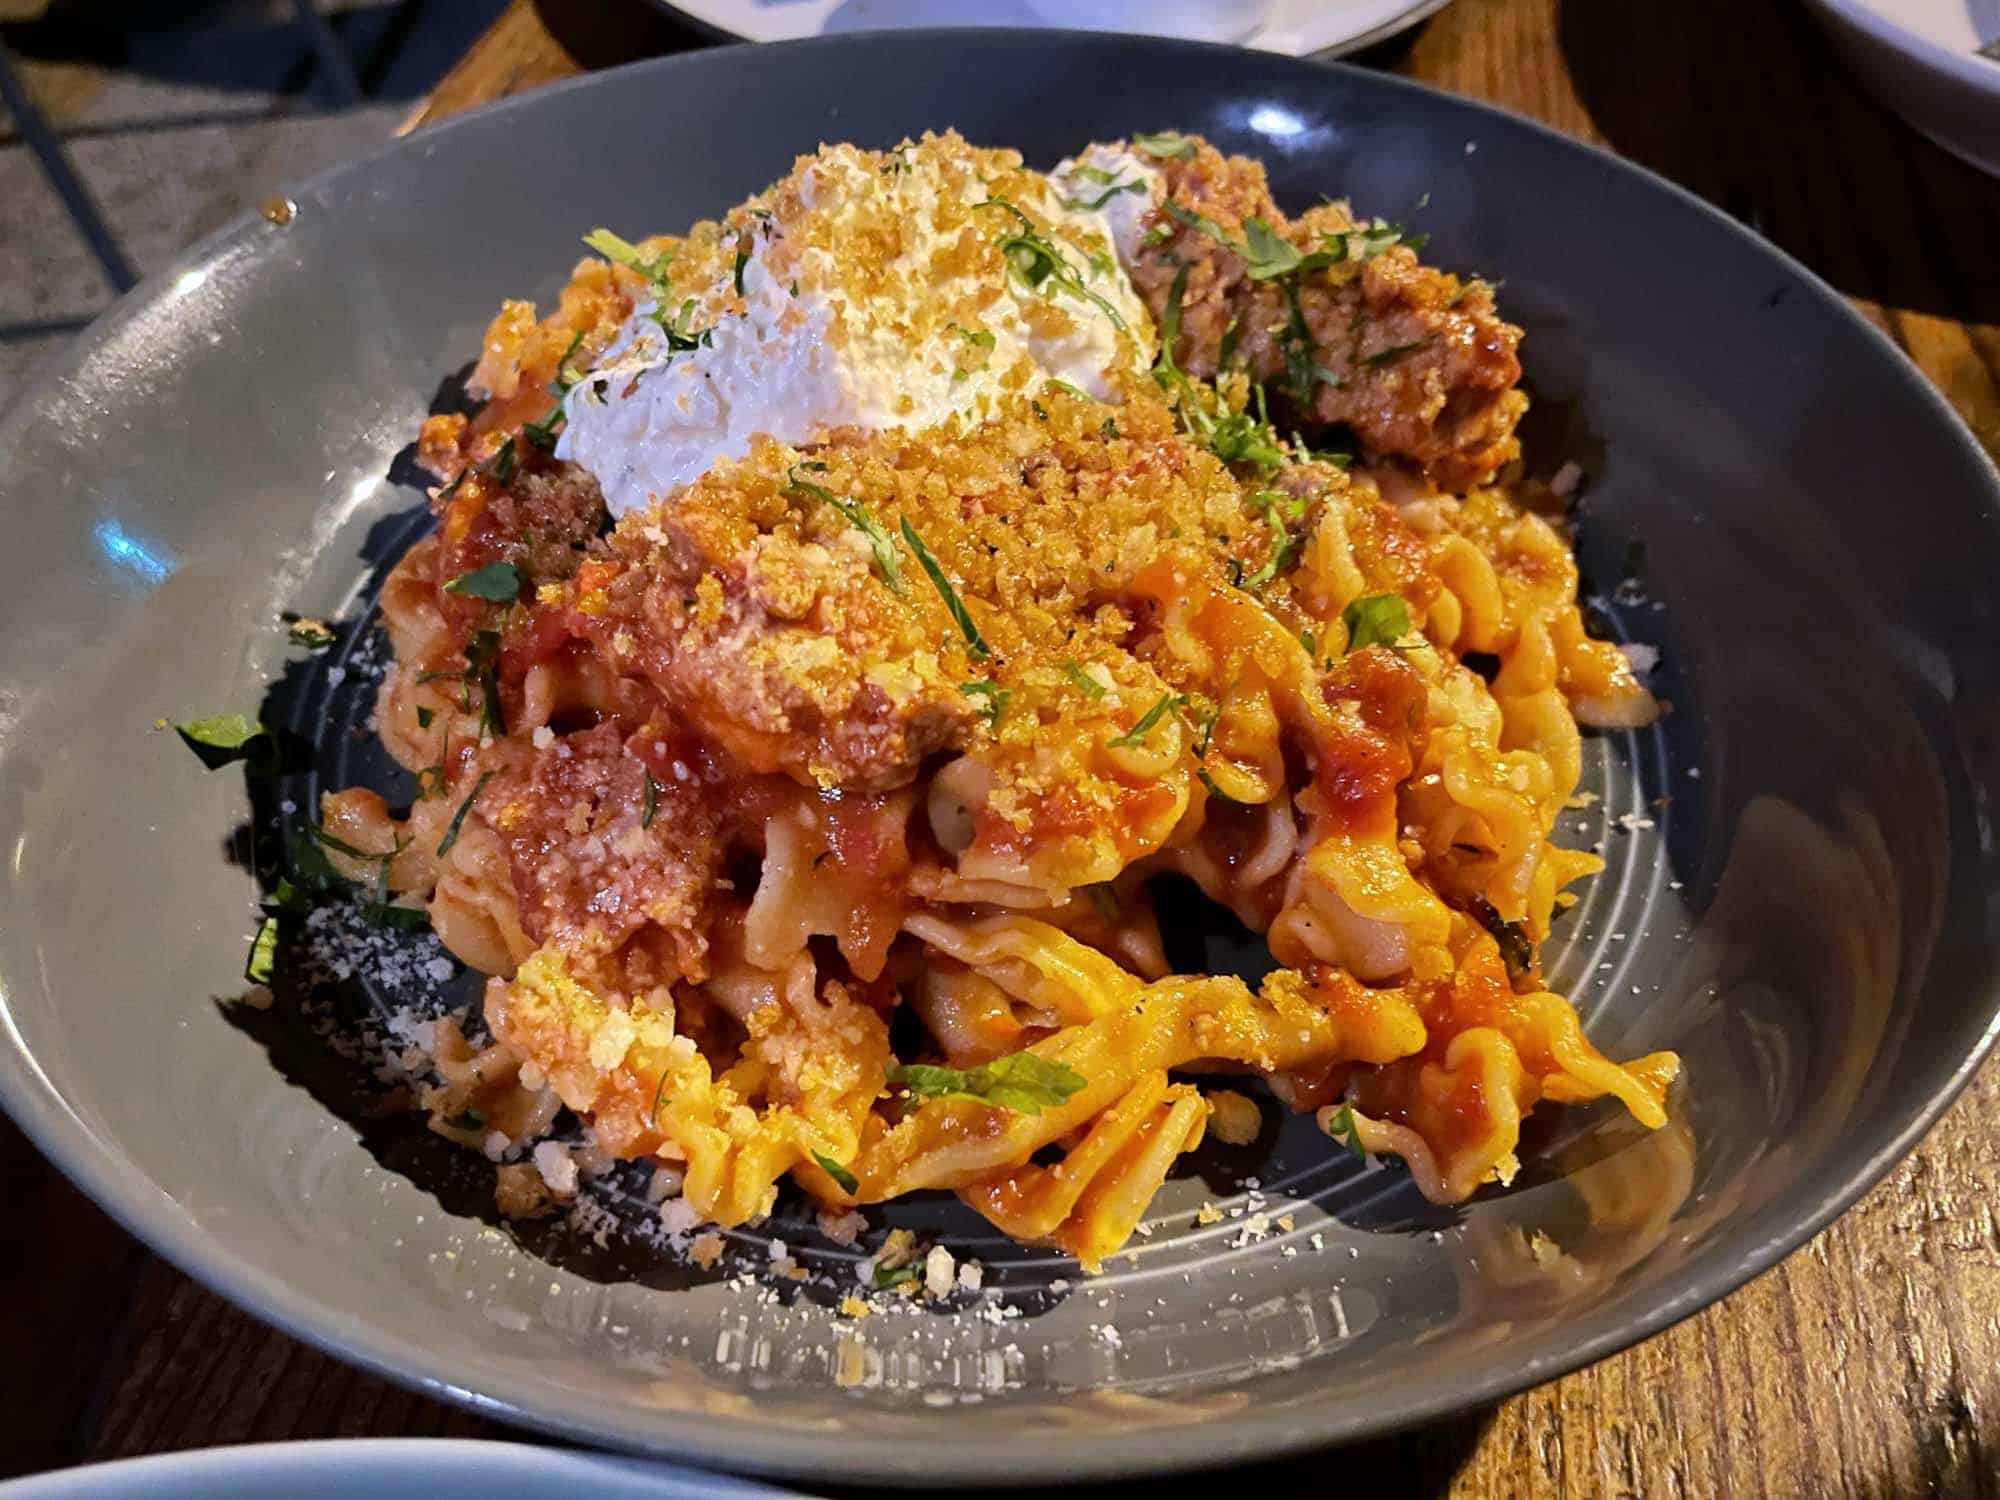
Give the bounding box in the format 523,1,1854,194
7,0,1999,1494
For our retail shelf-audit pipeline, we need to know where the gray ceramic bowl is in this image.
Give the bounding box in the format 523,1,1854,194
2,32,1997,1488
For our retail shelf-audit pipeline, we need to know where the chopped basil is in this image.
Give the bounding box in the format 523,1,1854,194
1217,316,1243,372
1060,659,1106,698
1336,218,1428,260
1046,377,1087,399
464,629,505,737
641,770,659,829
653,296,713,354
1067,164,1117,186
436,769,494,857
1061,178,1143,213
732,246,748,298
1156,203,1303,284
521,403,563,450
1361,340,1428,368
956,325,996,352
1132,130,1196,160
175,713,268,771
961,679,1009,728
287,617,335,650
1241,216,1303,280
976,197,1129,334
1322,1102,1367,1160
873,1263,920,1291
811,1151,859,1194
1471,897,1535,978
1107,691,1186,749
1181,693,1220,759
1341,593,1412,652
443,560,522,602
583,227,671,283
245,915,279,985
1241,489,1308,591
902,520,989,659
1150,264,1285,476
887,1052,1086,1115
1101,417,1119,439
650,1072,671,1124
416,706,433,729
551,330,587,393
785,464,903,594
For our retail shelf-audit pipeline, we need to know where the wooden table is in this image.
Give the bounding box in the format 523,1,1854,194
8,0,2000,1493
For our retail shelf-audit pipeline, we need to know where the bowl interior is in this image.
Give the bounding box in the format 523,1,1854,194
1,33,1997,1485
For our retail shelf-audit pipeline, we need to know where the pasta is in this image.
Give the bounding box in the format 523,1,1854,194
320,129,1676,1272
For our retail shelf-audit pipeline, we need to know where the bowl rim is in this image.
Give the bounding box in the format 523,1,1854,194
1805,0,2000,95
3,27,1999,1485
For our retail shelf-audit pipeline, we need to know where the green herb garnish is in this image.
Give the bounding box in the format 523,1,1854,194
245,916,278,985
886,1052,1087,1115
464,628,504,737
1341,593,1412,652
786,464,903,594
1061,660,1106,698
650,1071,671,1124
521,403,563,450
416,706,433,729
583,227,671,283
1361,340,1428,368
1061,178,1144,213
1470,897,1535,979
902,520,989,659
976,197,1129,334
1046,377,1087,399
1241,490,1309,591
1150,264,1285,476
732,246,748,298
1132,130,1196,160
641,770,659,829
436,769,495,857
175,714,267,771
443,560,522,602
287,618,335,650
873,1263,920,1291
1322,1102,1367,1160
1107,691,1187,749
961,679,1009,728
811,1151,859,1194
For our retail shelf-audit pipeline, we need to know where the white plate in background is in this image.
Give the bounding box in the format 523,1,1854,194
1805,0,2000,174
653,0,1453,57
0,1441,804,1500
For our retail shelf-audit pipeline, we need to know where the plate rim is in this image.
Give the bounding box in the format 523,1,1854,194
1806,0,2000,97
3,28,1999,1485
0,1438,798,1499
642,0,1450,56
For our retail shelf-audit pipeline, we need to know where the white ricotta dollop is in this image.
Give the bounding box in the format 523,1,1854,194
558,138,1159,517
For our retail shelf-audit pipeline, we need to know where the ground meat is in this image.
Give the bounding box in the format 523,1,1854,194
484,721,726,979
559,390,1268,794
1126,136,1526,493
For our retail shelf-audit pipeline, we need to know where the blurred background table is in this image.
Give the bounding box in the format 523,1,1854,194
3,0,1998,1493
